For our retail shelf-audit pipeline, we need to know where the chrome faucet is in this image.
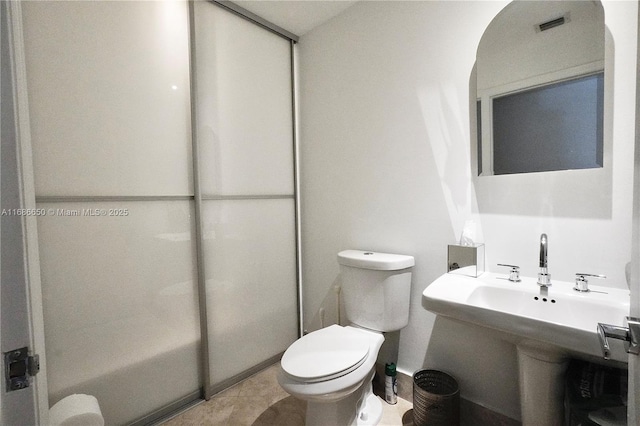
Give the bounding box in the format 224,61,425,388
537,233,551,287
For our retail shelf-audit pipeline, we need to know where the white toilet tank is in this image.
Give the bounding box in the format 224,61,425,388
337,250,414,332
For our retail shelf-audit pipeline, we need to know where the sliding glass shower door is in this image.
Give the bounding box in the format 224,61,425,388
192,2,299,392
22,0,299,423
23,2,200,424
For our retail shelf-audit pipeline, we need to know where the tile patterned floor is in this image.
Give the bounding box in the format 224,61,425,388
161,363,413,425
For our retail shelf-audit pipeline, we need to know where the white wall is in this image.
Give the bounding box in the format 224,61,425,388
477,1,604,91
298,0,637,419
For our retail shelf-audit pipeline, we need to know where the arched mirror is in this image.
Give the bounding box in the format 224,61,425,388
476,1,605,176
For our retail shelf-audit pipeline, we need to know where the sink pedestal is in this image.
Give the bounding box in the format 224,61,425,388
517,343,568,426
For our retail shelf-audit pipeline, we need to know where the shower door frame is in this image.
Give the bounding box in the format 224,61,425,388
187,0,303,402
1,1,49,423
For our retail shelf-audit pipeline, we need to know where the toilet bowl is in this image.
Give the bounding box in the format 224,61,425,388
278,325,385,425
278,250,414,426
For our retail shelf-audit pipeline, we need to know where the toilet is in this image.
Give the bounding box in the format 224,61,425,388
278,249,414,426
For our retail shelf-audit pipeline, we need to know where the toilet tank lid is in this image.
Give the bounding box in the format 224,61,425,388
337,250,414,271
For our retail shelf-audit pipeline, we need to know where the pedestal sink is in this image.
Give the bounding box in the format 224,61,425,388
422,272,630,425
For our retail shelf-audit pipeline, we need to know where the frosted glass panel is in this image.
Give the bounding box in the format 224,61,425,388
203,199,298,385
22,1,193,196
36,201,199,425
194,2,294,196
492,73,604,175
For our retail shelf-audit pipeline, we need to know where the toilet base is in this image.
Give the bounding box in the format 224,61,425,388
305,369,382,426
355,391,382,426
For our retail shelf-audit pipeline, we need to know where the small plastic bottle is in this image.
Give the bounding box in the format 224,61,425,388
385,362,397,405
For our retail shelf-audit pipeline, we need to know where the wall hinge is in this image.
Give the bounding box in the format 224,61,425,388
4,347,39,392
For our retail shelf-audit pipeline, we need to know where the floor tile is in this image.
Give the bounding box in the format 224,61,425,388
162,362,412,426
162,397,235,426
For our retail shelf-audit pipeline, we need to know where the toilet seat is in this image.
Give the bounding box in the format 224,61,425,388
281,325,370,383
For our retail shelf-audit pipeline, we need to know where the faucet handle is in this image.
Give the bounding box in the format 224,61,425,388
497,264,521,282
574,273,606,292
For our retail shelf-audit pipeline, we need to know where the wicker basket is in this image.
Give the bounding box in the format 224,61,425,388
413,370,460,426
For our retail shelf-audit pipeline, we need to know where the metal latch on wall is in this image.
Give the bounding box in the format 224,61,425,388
597,317,640,360
4,347,39,392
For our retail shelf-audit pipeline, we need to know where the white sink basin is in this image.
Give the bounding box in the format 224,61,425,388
423,272,630,362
